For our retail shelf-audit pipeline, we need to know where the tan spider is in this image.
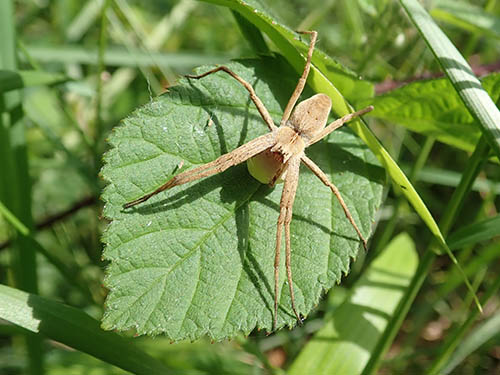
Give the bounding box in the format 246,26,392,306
124,31,373,329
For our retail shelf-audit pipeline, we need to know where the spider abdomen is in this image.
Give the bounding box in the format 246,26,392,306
247,148,285,184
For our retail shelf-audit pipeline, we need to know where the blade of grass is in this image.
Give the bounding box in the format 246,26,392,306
232,10,270,54
0,0,43,373
0,284,171,375
22,45,228,69
372,137,435,257
399,0,500,159
66,0,104,41
448,214,500,250
441,311,500,374
0,70,68,93
428,274,500,374
0,200,96,303
0,200,29,235
402,164,500,194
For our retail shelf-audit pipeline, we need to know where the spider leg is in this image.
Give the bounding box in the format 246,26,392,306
301,156,368,251
280,30,317,127
123,133,275,208
186,66,277,132
307,106,374,146
274,156,302,329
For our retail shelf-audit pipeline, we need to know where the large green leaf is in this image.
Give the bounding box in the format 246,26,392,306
360,74,500,152
101,56,384,341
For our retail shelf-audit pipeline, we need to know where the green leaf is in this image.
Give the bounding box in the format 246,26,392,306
101,56,384,341
288,233,418,375
360,74,500,152
0,70,68,93
0,284,170,375
448,214,500,250
431,0,500,39
399,0,500,159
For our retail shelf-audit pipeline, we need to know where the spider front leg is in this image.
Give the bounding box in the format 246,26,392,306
280,30,317,126
123,133,275,208
274,156,302,329
301,156,368,251
186,66,277,132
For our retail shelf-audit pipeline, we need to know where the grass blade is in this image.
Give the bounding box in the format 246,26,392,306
0,70,67,93
428,274,500,374
232,10,270,54
448,214,500,250
365,135,490,373
22,45,228,70
0,0,43,372
0,284,171,375
441,311,500,374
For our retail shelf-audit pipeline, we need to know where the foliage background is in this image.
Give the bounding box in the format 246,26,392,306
0,0,499,374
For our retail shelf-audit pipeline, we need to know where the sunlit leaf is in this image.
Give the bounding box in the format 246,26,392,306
101,56,384,341
360,74,500,152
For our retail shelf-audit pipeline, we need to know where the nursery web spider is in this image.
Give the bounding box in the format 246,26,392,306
124,31,373,329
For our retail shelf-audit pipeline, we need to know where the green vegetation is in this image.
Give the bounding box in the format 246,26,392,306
1,0,499,374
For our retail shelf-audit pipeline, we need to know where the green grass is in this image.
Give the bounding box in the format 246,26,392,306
0,0,499,374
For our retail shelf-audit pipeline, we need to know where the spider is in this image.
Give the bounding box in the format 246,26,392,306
123,31,373,329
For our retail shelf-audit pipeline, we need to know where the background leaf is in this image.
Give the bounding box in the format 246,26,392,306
399,0,500,159
101,56,384,341
360,74,500,152
288,233,418,375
